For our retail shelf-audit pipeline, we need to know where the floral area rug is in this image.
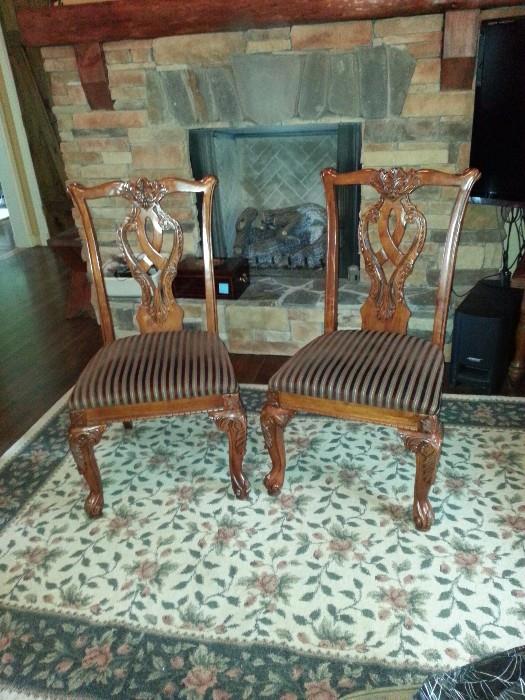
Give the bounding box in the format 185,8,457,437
0,389,524,699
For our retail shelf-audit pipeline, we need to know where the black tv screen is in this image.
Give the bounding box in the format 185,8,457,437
469,16,525,206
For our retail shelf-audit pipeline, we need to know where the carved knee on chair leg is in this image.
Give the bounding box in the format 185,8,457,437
260,396,294,496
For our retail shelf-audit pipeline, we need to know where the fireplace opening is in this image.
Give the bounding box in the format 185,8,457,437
189,123,361,280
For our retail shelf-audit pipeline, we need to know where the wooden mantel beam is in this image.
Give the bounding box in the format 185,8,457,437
17,0,525,48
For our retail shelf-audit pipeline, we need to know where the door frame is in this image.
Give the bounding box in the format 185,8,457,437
0,23,48,247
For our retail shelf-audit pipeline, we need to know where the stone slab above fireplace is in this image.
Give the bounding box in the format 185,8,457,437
148,45,414,127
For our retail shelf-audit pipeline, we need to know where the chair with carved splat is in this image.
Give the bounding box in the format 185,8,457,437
68,175,249,517
260,167,480,530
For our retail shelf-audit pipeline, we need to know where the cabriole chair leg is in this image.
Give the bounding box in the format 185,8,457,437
69,424,107,517
210,394,250,499
401,416,443,531
260,391,295,495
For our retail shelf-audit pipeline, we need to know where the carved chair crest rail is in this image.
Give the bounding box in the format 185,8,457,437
68,175,249,517
260,166,480,531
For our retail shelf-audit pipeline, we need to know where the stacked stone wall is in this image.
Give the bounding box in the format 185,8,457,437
41,6,525,350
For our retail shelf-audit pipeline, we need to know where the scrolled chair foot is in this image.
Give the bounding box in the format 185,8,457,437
231,472,250,500
413,498,434,531
85,491,104,518
263,472,283,496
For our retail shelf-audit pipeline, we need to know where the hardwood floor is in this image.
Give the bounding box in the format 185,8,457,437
0,247,103,454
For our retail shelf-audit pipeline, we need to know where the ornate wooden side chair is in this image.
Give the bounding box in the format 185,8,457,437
68,175,249,517
261,167,480,531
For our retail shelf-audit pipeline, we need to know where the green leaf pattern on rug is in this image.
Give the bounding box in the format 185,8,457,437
0,391,523,698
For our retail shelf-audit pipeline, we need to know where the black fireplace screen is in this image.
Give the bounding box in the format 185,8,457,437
189,123,361,277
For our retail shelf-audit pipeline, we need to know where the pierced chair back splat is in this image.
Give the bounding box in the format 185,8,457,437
68,175,249,517
260,167,480,531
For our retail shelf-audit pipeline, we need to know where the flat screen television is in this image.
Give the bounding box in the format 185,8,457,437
469,16,525,206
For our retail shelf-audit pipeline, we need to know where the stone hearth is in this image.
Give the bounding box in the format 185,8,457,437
107,275,454,358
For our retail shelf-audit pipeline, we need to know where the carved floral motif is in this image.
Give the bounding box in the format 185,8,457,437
370,167,421,200
360,168,427,326
115,177,168,209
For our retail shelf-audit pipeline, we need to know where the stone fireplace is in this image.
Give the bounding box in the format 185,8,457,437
188,123,360,274
41,10,517,354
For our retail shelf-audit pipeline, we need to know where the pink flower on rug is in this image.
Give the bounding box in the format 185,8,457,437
134,560,159,581
385,504,406,522
454,551,480,571
328,538,353,556
304,678,338,700
212,690,231,700
290,435,311,450
504,515,525,532
385,442,405,457
482,449,506,466
170,656,184,669
280,494,295,510
30,449,47,465
383,587,408,610
2,653,14,665
0,636,12,652
108,516,134,535
445,477,466,492
225,668,240,679
281,693,298,700
116,644,130,656
162,681,177,697
176,485,194,502
255,573,279,596
339,468,359,485
24,546,49,566
472,406,495,424
214,527,237,545
182,666,217,696
81,643,113,671
55,659,74,674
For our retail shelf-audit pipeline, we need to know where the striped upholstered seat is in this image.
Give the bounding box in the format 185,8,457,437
269,330,444,415
70,330,237,411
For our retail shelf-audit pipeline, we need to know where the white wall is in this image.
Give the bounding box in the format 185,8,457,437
0,23,48,247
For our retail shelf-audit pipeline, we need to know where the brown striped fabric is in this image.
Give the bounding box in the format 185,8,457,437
269,330,444,415
70,330,238,410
